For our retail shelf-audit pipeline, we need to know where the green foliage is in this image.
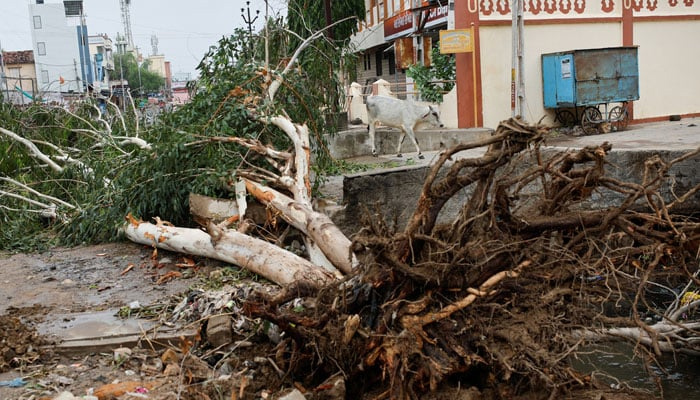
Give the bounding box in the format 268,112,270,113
1,15,361,252
406,47,456,103
113,53,165,93
287,0,364,44
286,0,364,114
0,101,129,250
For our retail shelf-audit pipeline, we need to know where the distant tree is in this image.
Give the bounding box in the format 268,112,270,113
288,0,365,43
286,0,365,113
407,47,456,103
113,53,165,94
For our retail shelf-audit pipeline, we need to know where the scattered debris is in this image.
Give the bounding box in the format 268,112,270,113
0,377,26,387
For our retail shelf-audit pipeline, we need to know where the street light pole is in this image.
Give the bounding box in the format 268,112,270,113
136,47,142,95
240,1,260,55
118,52,125,111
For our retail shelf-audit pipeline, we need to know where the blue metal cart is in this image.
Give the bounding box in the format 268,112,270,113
542,46,639,134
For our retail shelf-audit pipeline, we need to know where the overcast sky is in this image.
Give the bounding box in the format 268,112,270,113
0,0,287,77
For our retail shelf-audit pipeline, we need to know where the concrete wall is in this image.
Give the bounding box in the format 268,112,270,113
332,148,700,236
2,62,37,104
479,19,700,129
634,20,700,119
479,23,621,128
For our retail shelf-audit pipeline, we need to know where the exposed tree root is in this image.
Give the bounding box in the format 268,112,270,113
241,118,700,399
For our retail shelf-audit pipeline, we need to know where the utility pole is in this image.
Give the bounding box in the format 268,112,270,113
118,53,125,111
511,0,525,118
324,0,334,39
18,69,24,105
74,59,80,92
264,0,269,70
136,46,142,95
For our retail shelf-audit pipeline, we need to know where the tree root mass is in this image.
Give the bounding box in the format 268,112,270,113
241,118,700,399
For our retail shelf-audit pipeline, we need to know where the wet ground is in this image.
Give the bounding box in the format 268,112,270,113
0,243,195,315
0,242,222,399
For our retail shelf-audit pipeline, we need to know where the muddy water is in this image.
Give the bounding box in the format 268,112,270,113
571,342,700,399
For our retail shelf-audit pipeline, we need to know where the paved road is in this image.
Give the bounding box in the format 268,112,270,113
546,117,700,151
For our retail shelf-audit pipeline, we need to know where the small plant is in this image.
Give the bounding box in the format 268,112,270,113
407,47,456,103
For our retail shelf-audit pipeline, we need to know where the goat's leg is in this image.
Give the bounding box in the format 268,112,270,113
396,128,407,158
368,121,378,157
405,127,423,159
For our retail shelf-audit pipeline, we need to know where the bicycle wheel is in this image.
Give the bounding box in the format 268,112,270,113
609,105,629,132
581,106,602,135
555,109,576,128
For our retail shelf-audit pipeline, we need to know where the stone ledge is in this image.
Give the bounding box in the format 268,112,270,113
330,147,700,236
326,127,493,159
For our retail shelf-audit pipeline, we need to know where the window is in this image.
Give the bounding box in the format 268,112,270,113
33,15,42,29
375,52,383,76
8,67,20,78
37,42,46,56
41,70,49,83
363,53,371,71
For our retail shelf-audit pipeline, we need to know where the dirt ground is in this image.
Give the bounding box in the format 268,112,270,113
0,243,661,400
0,243,356,400
0,242,244,400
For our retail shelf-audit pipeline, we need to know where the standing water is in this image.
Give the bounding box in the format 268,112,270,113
570,342,700,399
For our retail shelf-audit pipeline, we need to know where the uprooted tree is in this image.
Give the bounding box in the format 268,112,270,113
123,34,699,400
231,118,700,398
2,17,700,400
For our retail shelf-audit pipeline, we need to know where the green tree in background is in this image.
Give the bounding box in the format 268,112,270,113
286,0,365,113
288,0,365,43
407,47,456,103
113,53,165,94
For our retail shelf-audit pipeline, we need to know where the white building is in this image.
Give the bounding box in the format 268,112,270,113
29,0,92,95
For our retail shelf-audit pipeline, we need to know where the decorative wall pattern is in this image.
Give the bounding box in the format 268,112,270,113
479,0,695,16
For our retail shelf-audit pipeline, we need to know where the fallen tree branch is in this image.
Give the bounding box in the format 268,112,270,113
244,179,355,275
574,321,700,356
0,177,77,210
123,216,335,286
0,127,64,172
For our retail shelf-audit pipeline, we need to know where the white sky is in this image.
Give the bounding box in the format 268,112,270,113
0,0,288,76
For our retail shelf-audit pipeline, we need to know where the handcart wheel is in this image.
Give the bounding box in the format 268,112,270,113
609,104,629,132
555,109,576,128
581,107,602,135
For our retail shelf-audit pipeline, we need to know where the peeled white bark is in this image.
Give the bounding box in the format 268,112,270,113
244,179,356,275
0,127,64,172
123,221,335,286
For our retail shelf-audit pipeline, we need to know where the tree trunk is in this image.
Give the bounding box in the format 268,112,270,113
123,220,336,286
244,179,356,274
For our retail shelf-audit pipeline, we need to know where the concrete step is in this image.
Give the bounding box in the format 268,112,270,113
326,125,493,159
37,309,196,356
